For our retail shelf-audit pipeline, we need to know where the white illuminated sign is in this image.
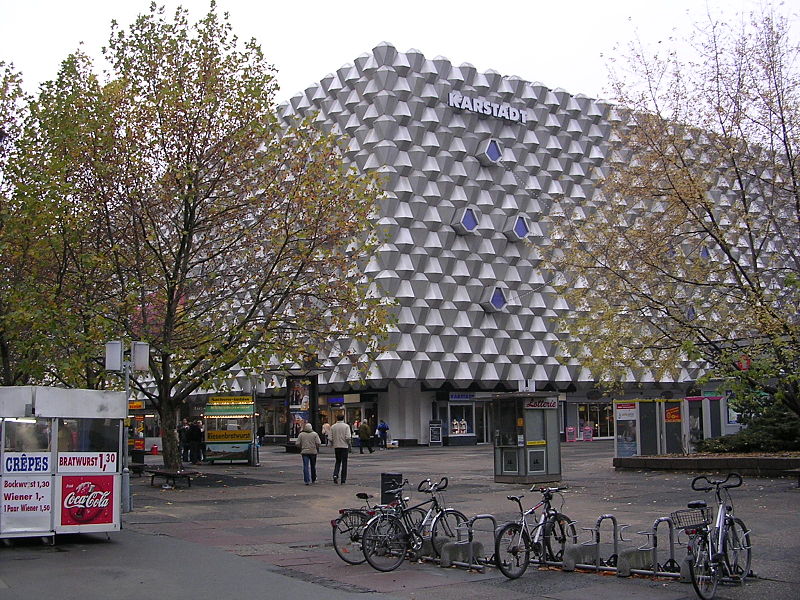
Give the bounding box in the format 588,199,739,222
447,92,528,124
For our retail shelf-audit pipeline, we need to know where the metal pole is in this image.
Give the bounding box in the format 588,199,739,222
121,359,132,513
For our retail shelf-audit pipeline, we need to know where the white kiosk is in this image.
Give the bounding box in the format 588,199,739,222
1,386,126,541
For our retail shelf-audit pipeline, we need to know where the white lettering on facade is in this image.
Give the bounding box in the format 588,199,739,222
447,92,528,124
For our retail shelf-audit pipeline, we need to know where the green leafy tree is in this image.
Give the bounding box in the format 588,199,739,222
14,52,122,389
20,3,388,469
545,7,800,419
0,61,44,386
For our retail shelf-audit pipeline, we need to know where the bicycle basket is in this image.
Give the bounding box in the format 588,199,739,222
670,507,711,530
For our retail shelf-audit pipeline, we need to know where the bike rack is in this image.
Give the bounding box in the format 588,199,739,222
570,513,627,572
440,514,498,572
629,516,682,579
401,507,742,591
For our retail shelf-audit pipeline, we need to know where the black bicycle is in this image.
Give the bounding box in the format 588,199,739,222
331,492,383,565
361,477,467,572
495,486,577,579
671,473,752,600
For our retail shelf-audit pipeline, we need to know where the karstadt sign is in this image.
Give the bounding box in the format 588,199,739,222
447,92,528,124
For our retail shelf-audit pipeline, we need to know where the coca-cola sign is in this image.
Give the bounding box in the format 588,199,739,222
60,475,115,526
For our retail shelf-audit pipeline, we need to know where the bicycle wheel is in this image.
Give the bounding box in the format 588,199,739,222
495,522,531,579
332,510,368,565
689,535,720,600
430,508,467,557
543,512,577,562
723,517,751,582
362,514,408,572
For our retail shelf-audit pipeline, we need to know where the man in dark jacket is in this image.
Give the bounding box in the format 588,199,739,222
187,420,203,464
358,420,374,454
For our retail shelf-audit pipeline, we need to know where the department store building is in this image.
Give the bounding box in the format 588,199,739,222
253,42,704,446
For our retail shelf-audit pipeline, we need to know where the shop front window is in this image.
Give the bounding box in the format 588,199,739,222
578,403,613,438
448,404,473,435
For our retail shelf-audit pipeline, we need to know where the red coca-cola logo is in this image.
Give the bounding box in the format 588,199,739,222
61,476,114,526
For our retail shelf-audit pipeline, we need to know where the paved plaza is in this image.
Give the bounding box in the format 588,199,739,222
1,441,798,599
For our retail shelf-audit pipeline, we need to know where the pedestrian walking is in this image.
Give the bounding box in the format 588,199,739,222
377,419,389,448
321,420,331,446
296,423,321,485
358,419,374,454
330,414,352,484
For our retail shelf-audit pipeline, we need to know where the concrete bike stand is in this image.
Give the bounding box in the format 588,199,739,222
564,514,626,572
429,510,704,586
439,514,497,571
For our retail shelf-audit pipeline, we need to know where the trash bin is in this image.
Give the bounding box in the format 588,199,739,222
130,449,145,464
381,472,403,504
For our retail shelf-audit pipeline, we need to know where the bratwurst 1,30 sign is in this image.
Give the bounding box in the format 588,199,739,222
57,452,117,473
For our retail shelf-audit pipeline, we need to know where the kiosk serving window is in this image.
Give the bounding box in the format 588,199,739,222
3,418,50,452
57,418,120,452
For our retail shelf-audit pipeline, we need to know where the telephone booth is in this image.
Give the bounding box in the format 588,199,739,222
1,386,126,540
492,392,562,484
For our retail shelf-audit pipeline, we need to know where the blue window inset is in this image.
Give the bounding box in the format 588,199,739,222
513,216,529,238
490,287,507,310
462,208,478,231
486,140,502,162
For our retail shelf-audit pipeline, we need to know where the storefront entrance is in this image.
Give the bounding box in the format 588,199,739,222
319,393,377,434
577,402,613,439
434,393,493,445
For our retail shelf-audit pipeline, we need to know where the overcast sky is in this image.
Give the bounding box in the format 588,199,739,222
0,0,791,103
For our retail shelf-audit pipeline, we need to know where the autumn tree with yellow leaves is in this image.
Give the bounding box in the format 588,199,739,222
546,7,800,420
12,3,388,469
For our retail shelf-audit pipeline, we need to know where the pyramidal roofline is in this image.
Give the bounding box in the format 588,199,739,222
281,41,609,112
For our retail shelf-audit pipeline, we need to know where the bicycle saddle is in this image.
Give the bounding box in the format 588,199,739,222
687,500,707,509
507,495,524,502
356,492,374,500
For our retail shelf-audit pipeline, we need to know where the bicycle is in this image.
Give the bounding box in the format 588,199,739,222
671,472,752,600
494,486,577,579
331,491,380,564
361,477,467,572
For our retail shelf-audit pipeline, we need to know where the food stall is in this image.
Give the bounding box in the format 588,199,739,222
1,386,126,540
203,396,255,464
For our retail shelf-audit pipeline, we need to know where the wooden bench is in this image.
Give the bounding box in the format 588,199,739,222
785,467,800,488
145,468,200,488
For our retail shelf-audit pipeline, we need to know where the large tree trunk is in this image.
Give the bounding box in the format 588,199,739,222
159,405,181,470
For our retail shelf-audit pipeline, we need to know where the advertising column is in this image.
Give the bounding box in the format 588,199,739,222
614,402,639,457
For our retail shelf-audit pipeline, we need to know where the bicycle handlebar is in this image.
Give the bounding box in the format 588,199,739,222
691,472,743,492
530,485,567,494
417,476,448,493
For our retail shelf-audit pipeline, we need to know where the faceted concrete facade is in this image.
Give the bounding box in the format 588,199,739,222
273,43,707,442
279,42,613,393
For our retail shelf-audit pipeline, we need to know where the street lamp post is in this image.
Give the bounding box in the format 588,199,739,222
105,340,150,513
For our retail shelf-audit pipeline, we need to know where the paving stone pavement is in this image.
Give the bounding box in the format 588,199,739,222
1,441,797,600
